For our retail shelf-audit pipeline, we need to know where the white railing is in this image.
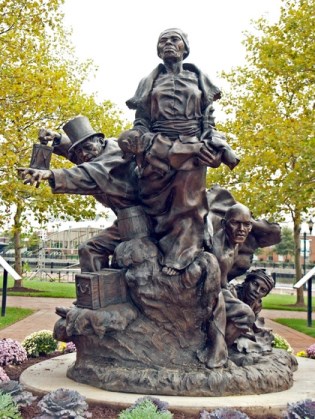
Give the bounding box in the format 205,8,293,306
293,266,315,289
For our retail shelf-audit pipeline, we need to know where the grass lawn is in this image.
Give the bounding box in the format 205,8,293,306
262,293,315,311
0,307,35,330
0,276,76,298
273,318,315,339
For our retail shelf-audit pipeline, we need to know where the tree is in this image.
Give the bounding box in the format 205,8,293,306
208,0,315,305
0,0,129,284
275,226,295,261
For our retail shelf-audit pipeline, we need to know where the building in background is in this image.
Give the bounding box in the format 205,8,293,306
44,226,103,259
255,233,314,264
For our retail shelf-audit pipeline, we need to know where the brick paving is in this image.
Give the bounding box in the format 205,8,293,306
261,308,315,353
0,297,74,341
1,297,315,353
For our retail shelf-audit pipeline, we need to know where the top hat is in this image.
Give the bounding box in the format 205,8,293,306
63,116,104,153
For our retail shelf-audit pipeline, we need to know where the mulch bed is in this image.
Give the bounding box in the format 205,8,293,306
3,353,199,418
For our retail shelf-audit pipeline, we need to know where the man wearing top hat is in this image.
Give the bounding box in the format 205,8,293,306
19,115,140,273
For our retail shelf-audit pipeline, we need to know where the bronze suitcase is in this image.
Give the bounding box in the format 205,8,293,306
75,269,127,309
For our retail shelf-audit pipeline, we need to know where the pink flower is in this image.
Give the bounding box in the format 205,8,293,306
306,343,315,359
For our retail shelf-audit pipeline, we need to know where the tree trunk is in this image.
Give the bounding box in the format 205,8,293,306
13,203,23,287
293,216,305,306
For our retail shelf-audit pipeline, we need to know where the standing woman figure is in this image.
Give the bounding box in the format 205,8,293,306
119,28,239,276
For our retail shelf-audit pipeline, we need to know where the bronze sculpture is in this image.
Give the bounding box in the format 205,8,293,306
18,29,297,396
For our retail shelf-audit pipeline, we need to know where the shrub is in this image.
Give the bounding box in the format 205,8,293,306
272,333,293,353
296,350,307,358
200,408,249,418
306,343,315,359
284,399,315,418
119,396,173,418
36,388,91,418
0,339,27,366
0,380,36,407
0,367,9,383
0,392,21,418
22,330,57,357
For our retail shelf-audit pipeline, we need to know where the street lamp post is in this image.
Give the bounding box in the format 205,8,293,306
307,218,313,327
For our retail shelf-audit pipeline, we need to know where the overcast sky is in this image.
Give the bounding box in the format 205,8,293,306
62,0,283,122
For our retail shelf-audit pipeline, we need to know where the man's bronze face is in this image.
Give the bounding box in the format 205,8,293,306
75,137,103,162
225,211,252,245
244,277,270,303
157,32,186,62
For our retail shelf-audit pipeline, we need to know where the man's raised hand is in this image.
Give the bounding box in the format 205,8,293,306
17,168,52,188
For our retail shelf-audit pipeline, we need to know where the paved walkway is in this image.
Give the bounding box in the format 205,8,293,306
1,297,315,353
0,297,74,341
261,309,315,352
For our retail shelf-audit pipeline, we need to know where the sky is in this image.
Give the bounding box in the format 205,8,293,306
61,0,283,122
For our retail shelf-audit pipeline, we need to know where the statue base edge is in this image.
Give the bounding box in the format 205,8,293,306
66,349,297,396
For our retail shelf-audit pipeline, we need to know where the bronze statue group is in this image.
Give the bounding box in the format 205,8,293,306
19,29,297,395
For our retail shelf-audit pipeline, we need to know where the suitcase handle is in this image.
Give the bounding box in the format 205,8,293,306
77,283,91,295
